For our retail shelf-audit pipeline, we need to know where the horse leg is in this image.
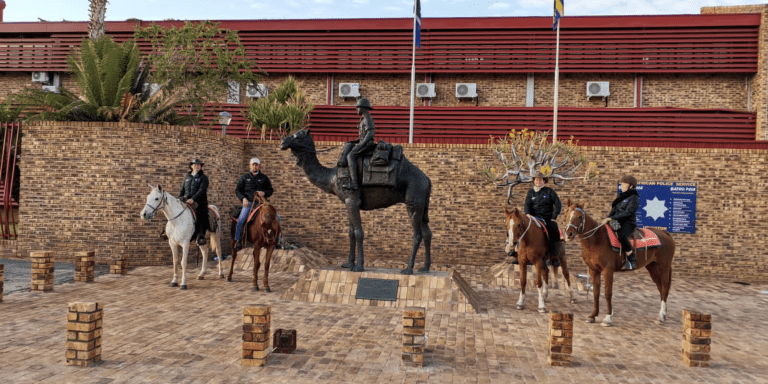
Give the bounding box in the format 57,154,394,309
342,217,356,269
252,244,261,291
180,243,189,290
418,220,432,273
601,269,615,327
345,197,365,272
210,230,223,278
587,267,601,323
227,235,238,282
535,260,548,313
516,262,527,310
263,244,275,292
170,243,180,287
197,239,209,280
649,261,673,325
558,252,576,303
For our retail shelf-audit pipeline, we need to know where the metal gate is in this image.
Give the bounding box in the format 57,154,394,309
1,122,21,239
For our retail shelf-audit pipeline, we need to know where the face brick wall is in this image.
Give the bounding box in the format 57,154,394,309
642,74,750,110
6,121,766,283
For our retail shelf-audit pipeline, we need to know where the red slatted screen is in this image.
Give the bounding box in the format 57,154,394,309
0,14,760,73
197,105,764,148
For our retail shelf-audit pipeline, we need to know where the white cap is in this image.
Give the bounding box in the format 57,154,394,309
250,158,260,165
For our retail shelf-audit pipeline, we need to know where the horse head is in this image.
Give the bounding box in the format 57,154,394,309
563,198,587,243
141,183,165,220
257,203,280,244
503,206,527,255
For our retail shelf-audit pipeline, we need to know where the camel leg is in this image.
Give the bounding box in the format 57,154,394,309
418,220,432,273
402,204,425,275
342,217,356,268
536,261,548,313
252,245,261,291
345,197,365,272
587,267,600,323
180,243,189,290
170,242,180,287
263,244,275,292
602,269,615,327
558,252,576,303
516,262,527,310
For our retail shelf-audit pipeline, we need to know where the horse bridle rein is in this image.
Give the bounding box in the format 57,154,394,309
144,191,188,222
508,214,533,251
566,207,604,240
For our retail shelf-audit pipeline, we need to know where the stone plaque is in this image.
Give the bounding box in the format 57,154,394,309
355,277,399,301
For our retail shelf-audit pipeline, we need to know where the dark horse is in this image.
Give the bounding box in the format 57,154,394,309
280,129,432,274
226,196,281,292
563,199,676,326
504,207,575,312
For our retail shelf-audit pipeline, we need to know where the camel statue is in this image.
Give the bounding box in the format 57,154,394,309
280,129,432,274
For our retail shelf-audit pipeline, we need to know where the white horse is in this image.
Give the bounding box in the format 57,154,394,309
140,184,223,289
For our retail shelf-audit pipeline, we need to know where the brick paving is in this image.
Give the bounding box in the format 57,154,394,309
0,263,767,383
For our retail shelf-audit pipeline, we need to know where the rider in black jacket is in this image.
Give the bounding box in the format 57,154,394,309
178,159,210,245
601,175,640,270
234,158,274,249
519,172,562,266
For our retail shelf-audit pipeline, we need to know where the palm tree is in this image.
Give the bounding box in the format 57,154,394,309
88,0,109,40
245,77,314,139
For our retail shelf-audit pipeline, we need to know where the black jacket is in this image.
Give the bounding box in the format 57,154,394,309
608,189,639,226
235,171,273,202
179,170,209,204
524,186,561,221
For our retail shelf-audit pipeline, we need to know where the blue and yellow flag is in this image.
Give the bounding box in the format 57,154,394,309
415,0,422,48
553,0,564,30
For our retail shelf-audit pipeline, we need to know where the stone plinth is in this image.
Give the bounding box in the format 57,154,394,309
281,267,482,313
483,261,568,290
682,309,712,367
66,301,103,366
548,310,573,367
75,251,95,283
109,258,127,275
30,251,54,291
242,305,271,367
402,307,426,367
229,247,332,273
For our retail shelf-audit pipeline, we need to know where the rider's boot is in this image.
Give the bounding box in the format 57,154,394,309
623,250,637,270
550,242,561,267
196,224,206,245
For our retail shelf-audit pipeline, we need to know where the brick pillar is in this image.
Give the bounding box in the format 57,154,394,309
66,302,103,366
242,305,271,366
30,251,54,292
75,252,96,283
402,307,426,367
548,310,573,367
0,264,4,301
682,309,711,367
109,257,127,275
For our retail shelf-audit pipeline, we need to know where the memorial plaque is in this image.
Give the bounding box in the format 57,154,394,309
355,277,399,301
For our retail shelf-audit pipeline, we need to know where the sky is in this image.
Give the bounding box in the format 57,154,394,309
2,0,767,23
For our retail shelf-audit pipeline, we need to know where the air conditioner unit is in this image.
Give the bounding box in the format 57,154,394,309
42,72,61,93
416,83,436,98
339,83,360,98
32,71,49,83
586,81,610,98
455,83,477,98
246,83,268,98
142,82,161,97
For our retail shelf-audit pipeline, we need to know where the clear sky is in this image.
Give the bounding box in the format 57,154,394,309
1,0,766,23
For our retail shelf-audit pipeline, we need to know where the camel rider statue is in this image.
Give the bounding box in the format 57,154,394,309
509,171,563,265
337,98,376,190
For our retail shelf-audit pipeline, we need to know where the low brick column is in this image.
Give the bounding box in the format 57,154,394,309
109,257,127,275
548,310,573,367
0,264,4,301
66,302,103,366
682,309,712,367
242,305,271,366
402,307,426,367
75,252,96,283
31,251,54,292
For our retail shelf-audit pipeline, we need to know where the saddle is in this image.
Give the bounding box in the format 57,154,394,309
187,203,219,233
530,216,565,244
337,141,403,188
605,226,662,252
229,204,263,225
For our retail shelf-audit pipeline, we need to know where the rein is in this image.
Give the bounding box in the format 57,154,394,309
316,144,343,153
567,208,604,240
145,191,188,222
509,214,533,250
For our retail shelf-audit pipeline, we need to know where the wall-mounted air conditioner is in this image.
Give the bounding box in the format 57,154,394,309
246,83,268,98
455,83,477,98
339,83,360,98
41,73,61,93
32,71,49,83
416,83,436,98
586,81,610,98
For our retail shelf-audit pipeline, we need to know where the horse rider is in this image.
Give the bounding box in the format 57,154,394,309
510,171,563,265
601,175,640,270
337,98,376,190
178,158,210,245
234,157,274,250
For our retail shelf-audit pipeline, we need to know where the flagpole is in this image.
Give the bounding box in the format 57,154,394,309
553,21,561,142
408,12,417,144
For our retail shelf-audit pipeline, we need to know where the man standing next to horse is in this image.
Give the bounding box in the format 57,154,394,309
337,98,376,190
511,171,562,265
234,158,274,250
601,175,640,270
178,158,210,246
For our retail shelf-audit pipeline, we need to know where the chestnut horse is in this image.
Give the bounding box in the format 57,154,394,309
562,200,676,326
226,196,281,292
504,207,575,312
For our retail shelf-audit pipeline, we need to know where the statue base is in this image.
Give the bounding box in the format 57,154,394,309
281,267,482,313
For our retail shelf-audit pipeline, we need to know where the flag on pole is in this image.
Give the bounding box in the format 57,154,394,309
553,0,563,30
414,0,422,48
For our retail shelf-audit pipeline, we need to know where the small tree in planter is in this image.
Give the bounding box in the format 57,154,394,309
245,76,314,140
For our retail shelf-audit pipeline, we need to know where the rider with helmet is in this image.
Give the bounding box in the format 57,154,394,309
337,98,376,190
601,175,640,270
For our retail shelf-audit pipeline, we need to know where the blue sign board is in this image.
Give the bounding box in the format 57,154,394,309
619,181,697,234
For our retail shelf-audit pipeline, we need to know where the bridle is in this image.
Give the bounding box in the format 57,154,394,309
144,190,187,222
508,214,533,251
566,207,603,240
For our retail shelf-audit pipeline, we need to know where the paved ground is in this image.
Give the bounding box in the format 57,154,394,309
1,261,767,384
0,259,111,295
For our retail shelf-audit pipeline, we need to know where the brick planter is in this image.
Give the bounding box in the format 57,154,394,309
66,302,104,367
30,251,54,292
682,309,712,367
402,307,426,367
75,251,95,283
548,310,574,367
242,305,271,366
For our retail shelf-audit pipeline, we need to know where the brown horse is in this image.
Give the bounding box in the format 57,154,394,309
504,207,575,312
226,197,281,292
562,199,676,326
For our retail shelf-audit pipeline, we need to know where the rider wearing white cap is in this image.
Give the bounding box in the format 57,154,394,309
234,157,273,249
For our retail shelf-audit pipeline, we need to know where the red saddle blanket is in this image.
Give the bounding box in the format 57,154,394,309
531,217,565,243
606,227,662,250
232,204,262,224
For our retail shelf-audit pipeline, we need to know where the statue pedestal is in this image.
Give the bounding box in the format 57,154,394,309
281,267,482,313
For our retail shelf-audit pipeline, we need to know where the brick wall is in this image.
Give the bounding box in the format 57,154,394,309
7,121,765,283
643,74,750,110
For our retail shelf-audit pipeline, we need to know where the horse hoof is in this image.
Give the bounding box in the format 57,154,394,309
586,318,595,323
170,282,178,287
180,285,187,290
516,305,524,310
655,319,665,326
570,299,577,304
265,287,271,293
538,307,547,313
253,286,260,292
418,265,431,273
218,275,224,279
401,269,413,275
226,277,232,282
601,322,612,327
351,265,364,272
341,262,354,268
197,276,204,280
